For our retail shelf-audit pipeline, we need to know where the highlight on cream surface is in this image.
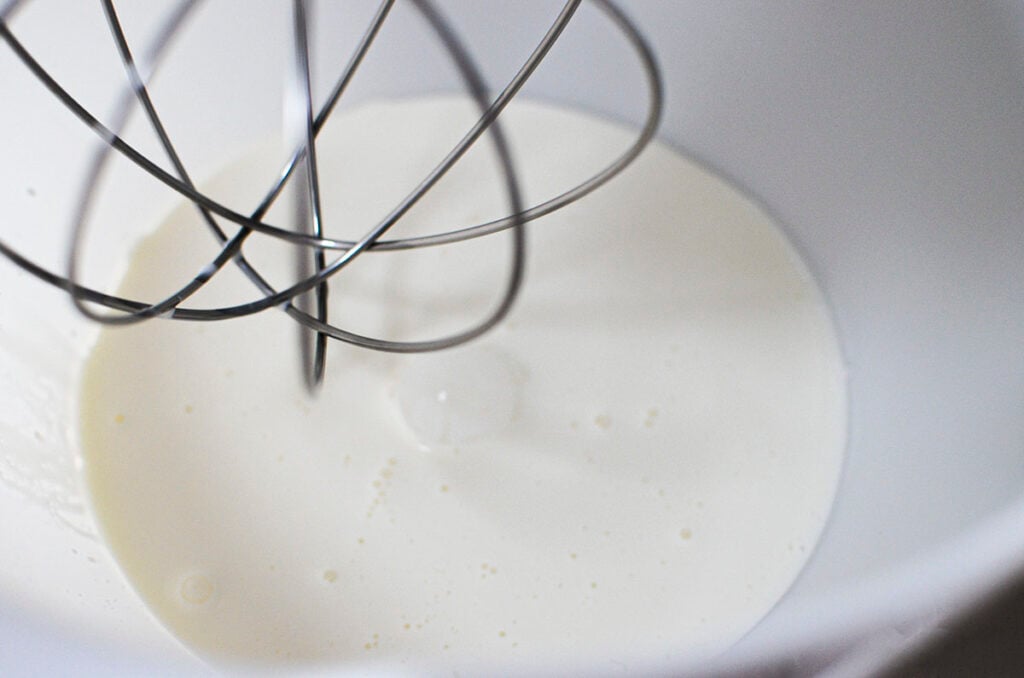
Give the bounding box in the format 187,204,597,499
77,97,846,672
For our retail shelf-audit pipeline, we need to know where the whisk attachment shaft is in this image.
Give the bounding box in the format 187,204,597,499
290,0,330,387
0,0,662,385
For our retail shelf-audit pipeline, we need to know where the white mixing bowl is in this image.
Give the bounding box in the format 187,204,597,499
2,1,1024,675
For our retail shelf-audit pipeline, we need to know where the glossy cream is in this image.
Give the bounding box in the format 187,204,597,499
78,98,846,672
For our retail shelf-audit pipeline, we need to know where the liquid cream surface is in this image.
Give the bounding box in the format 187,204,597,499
78,98,846,673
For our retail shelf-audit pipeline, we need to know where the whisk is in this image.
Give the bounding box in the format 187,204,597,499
0,0,662,386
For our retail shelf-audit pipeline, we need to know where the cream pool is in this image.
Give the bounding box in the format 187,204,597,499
78,98,845,673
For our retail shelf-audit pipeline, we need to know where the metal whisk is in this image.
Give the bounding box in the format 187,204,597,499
0,0,661,387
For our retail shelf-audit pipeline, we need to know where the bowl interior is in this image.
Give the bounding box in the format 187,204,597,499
2,0,1024,672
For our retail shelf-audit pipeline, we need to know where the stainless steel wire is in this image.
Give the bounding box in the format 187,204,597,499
0,0,663,387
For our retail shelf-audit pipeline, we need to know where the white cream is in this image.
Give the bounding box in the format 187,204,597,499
78,98,846,673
